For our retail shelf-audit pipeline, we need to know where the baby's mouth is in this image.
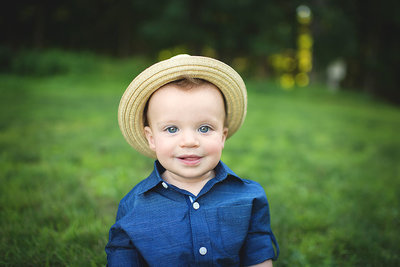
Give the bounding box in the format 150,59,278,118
177,155,202,165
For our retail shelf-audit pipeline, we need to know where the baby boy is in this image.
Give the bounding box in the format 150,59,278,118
106,55,279,266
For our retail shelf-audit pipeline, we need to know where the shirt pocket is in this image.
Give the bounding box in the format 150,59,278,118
216,204,252,256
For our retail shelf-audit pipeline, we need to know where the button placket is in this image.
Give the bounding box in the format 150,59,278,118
189,199,213,263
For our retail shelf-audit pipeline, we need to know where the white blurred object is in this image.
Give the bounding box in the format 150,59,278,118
326,59,347,91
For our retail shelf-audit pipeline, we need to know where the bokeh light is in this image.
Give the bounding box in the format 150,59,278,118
297,5,312,25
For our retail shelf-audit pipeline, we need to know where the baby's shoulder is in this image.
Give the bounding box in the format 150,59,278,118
234,176,267,194
115,176,156,219
119,177,151,203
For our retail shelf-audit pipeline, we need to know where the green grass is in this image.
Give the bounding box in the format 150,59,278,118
1,51,399,266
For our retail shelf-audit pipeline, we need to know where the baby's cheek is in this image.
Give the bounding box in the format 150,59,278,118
206,140,225,154
154,142,173,155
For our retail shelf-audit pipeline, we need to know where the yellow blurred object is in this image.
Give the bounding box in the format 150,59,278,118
280,74,295,89
298,33,313,49
283,56,296,72
298,56,312,72
270,52,296,72
295,72,309,87
270,5,313,90
297,49,311,60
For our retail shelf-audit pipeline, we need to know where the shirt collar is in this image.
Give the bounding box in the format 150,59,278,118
136,160,243,195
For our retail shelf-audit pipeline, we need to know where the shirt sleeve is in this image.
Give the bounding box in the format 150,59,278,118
106,224,147,266
105,202,147,267
240,188,279,265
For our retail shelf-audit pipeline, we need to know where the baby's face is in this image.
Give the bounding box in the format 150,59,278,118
144,83,228,183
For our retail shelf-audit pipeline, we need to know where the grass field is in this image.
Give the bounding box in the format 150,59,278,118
1,51,399,266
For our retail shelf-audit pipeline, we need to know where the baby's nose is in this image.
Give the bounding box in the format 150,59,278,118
179,131,200,147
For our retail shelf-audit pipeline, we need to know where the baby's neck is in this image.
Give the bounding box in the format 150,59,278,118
162,170,215,196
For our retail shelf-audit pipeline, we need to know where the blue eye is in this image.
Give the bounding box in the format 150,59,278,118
166,126,178,133
199,126,211,133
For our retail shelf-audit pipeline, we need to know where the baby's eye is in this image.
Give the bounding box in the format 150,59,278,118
198,125,211,133
166,126,178,133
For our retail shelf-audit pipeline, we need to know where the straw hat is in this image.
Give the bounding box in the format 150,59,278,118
118,54,247,158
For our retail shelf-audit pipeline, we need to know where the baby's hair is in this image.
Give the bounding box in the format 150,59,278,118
143,76,227,126
166,76,210,88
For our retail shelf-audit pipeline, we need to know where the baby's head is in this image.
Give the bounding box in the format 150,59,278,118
118,55,247,158
143,77,228,176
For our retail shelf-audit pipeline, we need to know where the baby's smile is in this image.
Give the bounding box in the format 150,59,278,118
177,155,202,165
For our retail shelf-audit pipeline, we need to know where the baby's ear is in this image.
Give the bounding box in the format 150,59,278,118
144,126,156,151
221,127,228,148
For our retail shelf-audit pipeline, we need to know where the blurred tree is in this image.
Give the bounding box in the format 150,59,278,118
1,0,399,102
311,0,400,102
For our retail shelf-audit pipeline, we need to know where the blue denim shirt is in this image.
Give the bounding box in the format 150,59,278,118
106,161,279,266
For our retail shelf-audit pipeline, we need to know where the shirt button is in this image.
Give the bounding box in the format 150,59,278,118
193,202,200,210
199,247,207,255
161,182,168,189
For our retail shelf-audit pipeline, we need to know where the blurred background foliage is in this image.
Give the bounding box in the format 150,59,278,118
1,0,400,266
1,0,400,102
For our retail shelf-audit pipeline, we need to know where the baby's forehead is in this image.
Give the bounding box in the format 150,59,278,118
150,81,223,100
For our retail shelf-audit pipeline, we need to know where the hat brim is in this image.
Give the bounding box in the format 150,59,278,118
118,55,247,158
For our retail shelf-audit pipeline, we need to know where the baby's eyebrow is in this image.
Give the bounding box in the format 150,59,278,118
155,121,178,127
